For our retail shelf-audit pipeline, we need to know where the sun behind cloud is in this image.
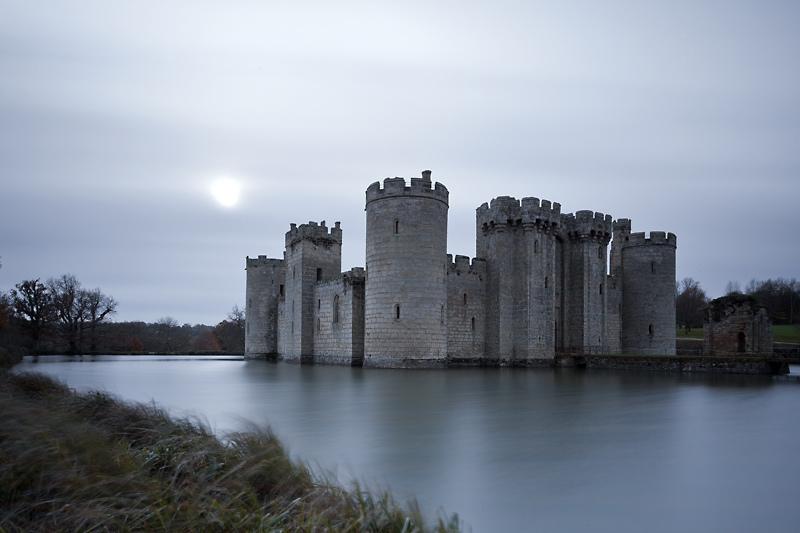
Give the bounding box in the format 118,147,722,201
210,177,242,208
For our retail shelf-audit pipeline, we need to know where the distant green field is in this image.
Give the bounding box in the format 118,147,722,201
677,325,800,344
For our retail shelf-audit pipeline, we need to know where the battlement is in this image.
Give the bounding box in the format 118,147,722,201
476,195,562,231
447,254,487,276
315,267,366,289
365,170,449,206
624,231,677,247
285,220,342,247
245,255,284,269
343,267,366,281
613,218,632,234
561,210,613,240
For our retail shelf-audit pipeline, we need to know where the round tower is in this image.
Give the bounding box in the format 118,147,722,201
363,170,449,367
620,231,677,355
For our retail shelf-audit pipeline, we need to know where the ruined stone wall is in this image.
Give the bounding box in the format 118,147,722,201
244,256,285,358
279,221,342,363
620,231,677,355
446,255,486,360
363,172,449,367
561,211,612,353
704,296,773,355
312,268,365,366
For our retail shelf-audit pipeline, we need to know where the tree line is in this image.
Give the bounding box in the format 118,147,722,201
0,273,244,356
677,277,799,331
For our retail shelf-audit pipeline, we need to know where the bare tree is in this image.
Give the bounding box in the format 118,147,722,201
11,279,54,351
47,274,88,354
83,288,118,353
676,278,708,332
724,280,742,295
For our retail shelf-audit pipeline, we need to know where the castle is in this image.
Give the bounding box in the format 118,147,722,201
245,170,677,368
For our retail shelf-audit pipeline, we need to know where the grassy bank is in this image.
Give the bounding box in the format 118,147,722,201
677,325,800,343
0,371,459,532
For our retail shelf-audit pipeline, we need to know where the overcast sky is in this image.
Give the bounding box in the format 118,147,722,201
1,0,798,324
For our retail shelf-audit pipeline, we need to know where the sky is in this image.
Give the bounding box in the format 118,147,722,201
1,0,798,324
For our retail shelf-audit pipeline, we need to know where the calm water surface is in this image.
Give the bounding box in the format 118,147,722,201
14,356,800,533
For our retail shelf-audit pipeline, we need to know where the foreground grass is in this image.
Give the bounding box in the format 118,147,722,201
677,325,800,343
0,371,459,532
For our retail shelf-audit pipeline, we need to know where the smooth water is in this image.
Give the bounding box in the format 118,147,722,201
14,356,800,533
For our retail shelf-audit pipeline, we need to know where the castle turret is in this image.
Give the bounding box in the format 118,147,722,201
363,171,449,367
245,256,285,358
475,196,563,362
279,220,342,363
620,231,677,355
605,218,631,353
560,211,613,354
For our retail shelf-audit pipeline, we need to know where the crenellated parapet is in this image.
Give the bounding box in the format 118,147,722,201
447,254,487,277
365,170,449,207
285,220,342,247
476,196,562,234
613,218,631,235
245,255,284,269
562,210,613,242
623,231,677,248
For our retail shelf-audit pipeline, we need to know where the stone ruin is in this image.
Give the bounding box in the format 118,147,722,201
703,294,773,355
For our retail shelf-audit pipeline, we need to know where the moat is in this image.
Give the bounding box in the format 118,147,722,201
15,356,800,533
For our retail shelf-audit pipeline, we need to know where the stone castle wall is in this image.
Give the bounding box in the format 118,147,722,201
244,256,284,358
446,255,486,360
475,196,564,362
561,211,612,353
279,221,342,363
620,232,677,355
312,268,365,365
246,171,678,368
363,173,449,368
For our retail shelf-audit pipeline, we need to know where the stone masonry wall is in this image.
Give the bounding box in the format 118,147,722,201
279,221,342,363
245,256,284,358
704,296,773,355
476,196,563,362
446,255,486,360
561,211,612,354
363,173,449,367
312,269,365,366
620,232,677,355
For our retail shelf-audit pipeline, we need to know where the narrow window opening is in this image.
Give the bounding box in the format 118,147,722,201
317,318,320,332
544,276,549,288
316,268,322,281
394,220,399,234
651,261,656,274
279,284,285,297
600,283,604,295
292,266,296,280
534,240,539,253
395,304,400,319
737,332,746,353
471,317,476,331
333,295,340,324
440,305,445,324
463,293,468,305
598,246,603,259
648,324,654,337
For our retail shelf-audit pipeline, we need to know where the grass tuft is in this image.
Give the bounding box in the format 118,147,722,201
0,371,460,532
